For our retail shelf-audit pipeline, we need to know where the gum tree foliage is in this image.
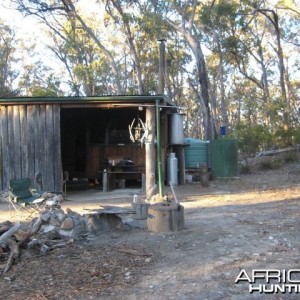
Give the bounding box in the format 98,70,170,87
18,59,64,97
46,19,115,96
14,0,125,94
0,20,19,97
11,0,300,152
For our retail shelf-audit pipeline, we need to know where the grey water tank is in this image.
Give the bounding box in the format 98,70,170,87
184,138,209,168
169,113,184,145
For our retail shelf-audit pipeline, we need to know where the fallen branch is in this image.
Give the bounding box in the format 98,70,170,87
0,222,21,247
27,239,49,255
28,239,67,255
3,239,19,274
116,247,151,256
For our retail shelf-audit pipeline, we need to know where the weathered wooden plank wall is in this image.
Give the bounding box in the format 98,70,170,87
20,105,28,178
104,145,145,167
53,105,62,192
0,104,62,192
0,106,9,190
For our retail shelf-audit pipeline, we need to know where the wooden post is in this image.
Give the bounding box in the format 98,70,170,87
103,171,108,192
145,106,156,199
174,146,185,185
141,173,145,192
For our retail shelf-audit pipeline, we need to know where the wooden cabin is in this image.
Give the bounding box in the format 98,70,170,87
0,96,184,195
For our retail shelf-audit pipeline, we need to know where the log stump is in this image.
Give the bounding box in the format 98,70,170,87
135,202,150,220
147,201,184,233
199,164,209,187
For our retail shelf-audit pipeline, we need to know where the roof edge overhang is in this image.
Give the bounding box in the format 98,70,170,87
0,95,176,107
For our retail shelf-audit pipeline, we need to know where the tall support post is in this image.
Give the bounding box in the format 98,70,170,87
156,100,163,196
145,106,156,199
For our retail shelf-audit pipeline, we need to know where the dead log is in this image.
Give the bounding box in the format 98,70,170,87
29,217,43,236
28,239,68,255
0,221,15,235
27,239,49,255
0,222,21,247
16,217,43,243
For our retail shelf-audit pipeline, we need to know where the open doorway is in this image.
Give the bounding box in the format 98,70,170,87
60,107,146,191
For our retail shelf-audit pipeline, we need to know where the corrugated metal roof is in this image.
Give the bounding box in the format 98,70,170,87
0,95,175,106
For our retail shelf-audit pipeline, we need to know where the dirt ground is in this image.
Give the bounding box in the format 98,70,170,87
1,160,300,299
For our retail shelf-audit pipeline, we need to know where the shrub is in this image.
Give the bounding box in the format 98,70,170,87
259,157,283,170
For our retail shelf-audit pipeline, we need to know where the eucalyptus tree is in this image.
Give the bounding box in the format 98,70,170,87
0,20,19,97
233,0,299,142
152,0,215,141
103,0,145,94
14,0,124,94
18,59,63,96
255,6,290,130
276,0,300,127
47,19,116,96
202,1,274,128
200,1,243,134
102,0,189,98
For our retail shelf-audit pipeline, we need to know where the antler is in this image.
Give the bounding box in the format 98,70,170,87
128,118,135,142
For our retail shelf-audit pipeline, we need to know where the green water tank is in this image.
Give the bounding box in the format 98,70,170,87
184,138,209,168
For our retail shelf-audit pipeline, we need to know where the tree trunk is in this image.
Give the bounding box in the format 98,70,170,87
214,33,228,133
182,30,213,141
258,9,289,129
256,34,271,125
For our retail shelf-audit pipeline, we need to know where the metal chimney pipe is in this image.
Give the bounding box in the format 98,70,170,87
158,39,166,94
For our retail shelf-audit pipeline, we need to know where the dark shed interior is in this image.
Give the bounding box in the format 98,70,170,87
61,107,146,188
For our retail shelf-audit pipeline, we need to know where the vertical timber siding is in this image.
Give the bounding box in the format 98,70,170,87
0,104,62,192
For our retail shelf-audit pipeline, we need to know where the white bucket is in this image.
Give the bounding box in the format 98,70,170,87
185,174,193,183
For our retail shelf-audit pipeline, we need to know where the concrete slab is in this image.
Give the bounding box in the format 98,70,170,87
64,188,144,203
61,188,145,214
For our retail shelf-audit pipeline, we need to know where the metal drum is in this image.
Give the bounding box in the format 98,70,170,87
169,113,184,145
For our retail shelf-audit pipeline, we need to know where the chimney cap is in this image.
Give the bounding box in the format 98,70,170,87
157,38,167,42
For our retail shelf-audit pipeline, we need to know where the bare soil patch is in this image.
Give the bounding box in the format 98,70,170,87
1,161,300,299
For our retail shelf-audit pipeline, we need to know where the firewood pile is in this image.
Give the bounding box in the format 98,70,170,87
0,201,128,275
